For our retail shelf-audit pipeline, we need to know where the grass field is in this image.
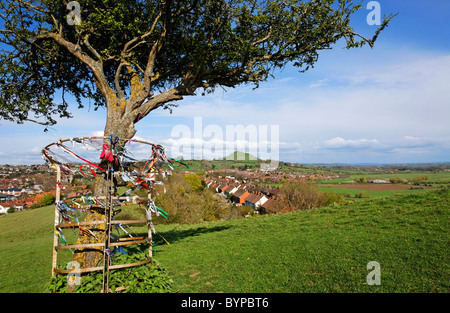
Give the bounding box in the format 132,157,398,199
315,170,450,199
154,189,449,293
319,171,450,186
317,185,435,199
0,205,54,292
1,188,448,293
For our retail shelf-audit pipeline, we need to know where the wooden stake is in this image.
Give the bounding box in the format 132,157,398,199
148,191,153,260
51,165,61,277
102,167,114,293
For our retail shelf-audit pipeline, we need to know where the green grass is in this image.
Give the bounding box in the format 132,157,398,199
154,189,449,293
321,171,450,186
317,186,433,198
1,189,448,293
0,205,54,292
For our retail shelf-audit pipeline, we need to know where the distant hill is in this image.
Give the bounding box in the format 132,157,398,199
224,151,258,161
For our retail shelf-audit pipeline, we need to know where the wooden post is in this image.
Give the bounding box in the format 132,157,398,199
102,167,114,293
51,165,61,277
148,191,153,260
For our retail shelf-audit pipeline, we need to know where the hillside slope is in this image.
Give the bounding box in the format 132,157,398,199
155,189,449,292
0,204,54,292
0,189,448,293
224,150,258,161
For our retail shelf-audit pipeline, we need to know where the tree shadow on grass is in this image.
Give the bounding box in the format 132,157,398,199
153,225,233,246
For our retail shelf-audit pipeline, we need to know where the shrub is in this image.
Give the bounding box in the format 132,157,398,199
240,205,254,217
279,179,325,211
322,191,347,206
48,247,173,293
154,173,225,224
355,191,369,198
33,193,55,208
184,173,204,191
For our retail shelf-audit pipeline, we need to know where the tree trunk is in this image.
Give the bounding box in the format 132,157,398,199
72,99,137,271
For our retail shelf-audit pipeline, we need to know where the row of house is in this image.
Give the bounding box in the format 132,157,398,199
0,184,89,214
204,179,292,214
0,190,58,212
0,187,26,196
0,184,45,195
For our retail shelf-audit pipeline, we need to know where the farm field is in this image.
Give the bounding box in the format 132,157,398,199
317,184,436,198
0,188,448,293
319,170,450,187
320,184,434,191
314,169,450,199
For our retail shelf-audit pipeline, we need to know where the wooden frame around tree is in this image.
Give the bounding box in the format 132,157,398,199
47,137,158,291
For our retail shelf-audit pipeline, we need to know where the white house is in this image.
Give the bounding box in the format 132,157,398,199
244,193,268,211
370,179,391,184
0,205,9,214
228,185,240,195
223,184,241,197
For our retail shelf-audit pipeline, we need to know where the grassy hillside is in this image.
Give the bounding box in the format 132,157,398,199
224,151,258,161
155,189,449,293
0,205,54,292
319,171,450,187
317,185,433,198
0,189,448,293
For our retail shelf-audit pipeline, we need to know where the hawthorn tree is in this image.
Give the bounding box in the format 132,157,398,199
0,0,394,135
0,0,394,269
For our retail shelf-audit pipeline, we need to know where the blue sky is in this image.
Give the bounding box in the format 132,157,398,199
1,0,449,165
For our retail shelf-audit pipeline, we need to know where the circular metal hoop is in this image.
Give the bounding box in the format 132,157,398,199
41,136,187,179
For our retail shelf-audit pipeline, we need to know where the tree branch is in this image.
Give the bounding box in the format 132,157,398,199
251,26,273,47
81,33,103,61
33,32,112,101
121,12,162,60
143,31,166,94
124,87,183,128
114,62,126,99
114,12,164,109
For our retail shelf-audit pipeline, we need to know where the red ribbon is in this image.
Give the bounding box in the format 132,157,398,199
100,144,114,162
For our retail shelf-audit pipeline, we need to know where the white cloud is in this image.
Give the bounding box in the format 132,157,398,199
140,52,450,164
340,55,450,90
91,130,104,137
319,137,382,150
288,135,450,164
404,136,420,141
309,78,330,88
